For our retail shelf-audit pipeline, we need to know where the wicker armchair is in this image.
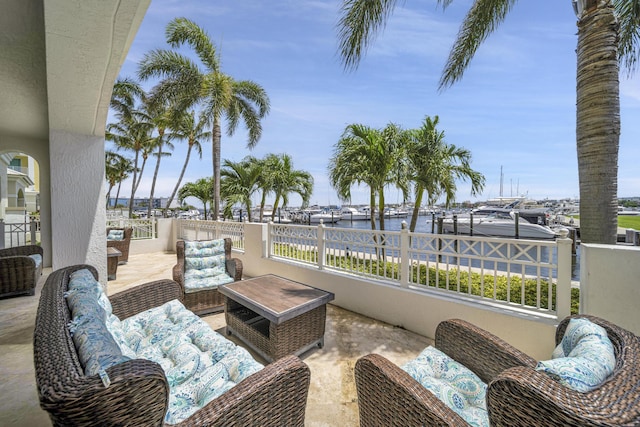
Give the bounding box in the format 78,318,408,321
106,227,132,263
355,316,640,426
34,264,311,427
173,238,243,316
0,244,43,298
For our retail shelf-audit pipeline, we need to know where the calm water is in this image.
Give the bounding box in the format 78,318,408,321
316,215,581,281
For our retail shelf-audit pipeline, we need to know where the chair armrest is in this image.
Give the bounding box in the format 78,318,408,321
0,256,38,294
355,354,469,427
487,365,639,426
172,263,184,286
435,319,536,384
226,258,243,281
179,355,310,427
110,279,182,320
0,244,43,258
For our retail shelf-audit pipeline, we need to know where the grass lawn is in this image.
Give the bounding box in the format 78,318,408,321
617,215,640,230
570,215,640,230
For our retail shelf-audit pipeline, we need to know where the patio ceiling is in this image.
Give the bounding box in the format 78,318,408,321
0,0,149,142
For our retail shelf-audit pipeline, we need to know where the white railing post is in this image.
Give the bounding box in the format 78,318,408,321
30,220,37,244
317,220,326,270
400,221,410,288
265,221,272,258
556,231,573,320
152,218,157,239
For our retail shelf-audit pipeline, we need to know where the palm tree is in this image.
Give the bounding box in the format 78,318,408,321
163,110,210,217
145,101,175,218
220,158,261,222
266,153,314,220
406,116,485,232
105,151,134,209
138,17,270,221
106,110,155,218
178,177,213,219
337,0,639,244
329,123,407,231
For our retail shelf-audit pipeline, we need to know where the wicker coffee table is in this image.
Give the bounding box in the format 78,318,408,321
219,274,335,362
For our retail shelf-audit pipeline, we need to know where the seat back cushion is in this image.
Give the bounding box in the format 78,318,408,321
107,229,125,241
402,346,488,427
536,317,615,392
28,253,42,269
183,240,233,292
65,269,130,376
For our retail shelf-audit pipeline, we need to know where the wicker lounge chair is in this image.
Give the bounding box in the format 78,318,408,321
173,238,243,316
0,244,43,298
355,315,640,426
106,227,132,263
34,264,311,427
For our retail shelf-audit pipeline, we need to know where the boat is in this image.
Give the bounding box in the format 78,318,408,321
384,208,409,218
340,207,370,221
293,208,341,224
440,211,559,239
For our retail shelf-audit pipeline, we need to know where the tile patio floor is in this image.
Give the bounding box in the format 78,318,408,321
0,251,432,426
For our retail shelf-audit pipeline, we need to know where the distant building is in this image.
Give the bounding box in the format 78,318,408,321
0,153,40,220
108,197,170,209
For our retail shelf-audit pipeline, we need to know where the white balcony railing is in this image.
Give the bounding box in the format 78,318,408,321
177,219,245,251
106,218,157,240
267,221,572,320
176,219,572,321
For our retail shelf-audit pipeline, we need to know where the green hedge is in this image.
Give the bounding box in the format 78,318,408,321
272,243,579,314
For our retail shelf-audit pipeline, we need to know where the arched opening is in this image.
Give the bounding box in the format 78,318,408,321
1,152,41,247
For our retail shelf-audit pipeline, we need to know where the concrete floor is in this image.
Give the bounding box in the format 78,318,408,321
0,252,432,426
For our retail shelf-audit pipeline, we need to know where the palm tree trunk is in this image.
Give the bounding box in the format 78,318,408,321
148,138,164,219
115,181,123,210
576,1,620,244
106,184,114,209
410,184,424,232
165,145,193,217
128,151,140,218
212,118,222,220
369,190,376,230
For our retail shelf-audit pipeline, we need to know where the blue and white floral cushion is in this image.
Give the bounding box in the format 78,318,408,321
120,299,263,425
536,318,615,392
28,253,42,270
402,346,488,427
107,229,125,241
183,240,234,292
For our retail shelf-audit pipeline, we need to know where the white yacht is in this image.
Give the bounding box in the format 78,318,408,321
340,207,370,221
441,211,559,239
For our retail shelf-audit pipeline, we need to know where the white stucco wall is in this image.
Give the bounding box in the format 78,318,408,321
50,130,107,281
580,243,640,335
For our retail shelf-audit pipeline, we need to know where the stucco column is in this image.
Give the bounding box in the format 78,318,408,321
50,129,107,282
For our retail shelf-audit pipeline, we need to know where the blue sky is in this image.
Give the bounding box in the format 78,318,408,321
111,0,640,208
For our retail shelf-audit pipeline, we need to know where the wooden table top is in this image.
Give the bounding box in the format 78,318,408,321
107,247,122,257
219,274,334,324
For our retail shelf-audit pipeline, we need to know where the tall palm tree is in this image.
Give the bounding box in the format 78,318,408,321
406,116,485,232
220,158,261,222
329,123,407,231
178,177,213,219
163,110,210,217
138,17,270,221
145,101,175,218
337,0,640,244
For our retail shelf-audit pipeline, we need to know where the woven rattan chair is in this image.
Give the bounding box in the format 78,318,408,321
34,264,311,427
0,244,43,298
106,227,132,263
355,315,640,426
173,238,243,316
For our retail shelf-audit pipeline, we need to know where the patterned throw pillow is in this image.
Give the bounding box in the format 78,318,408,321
536,318,615,392
402,346,488,427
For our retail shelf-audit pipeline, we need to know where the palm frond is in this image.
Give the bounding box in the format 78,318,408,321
616,0,640,76
337,0,400,71
439,0,517,90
